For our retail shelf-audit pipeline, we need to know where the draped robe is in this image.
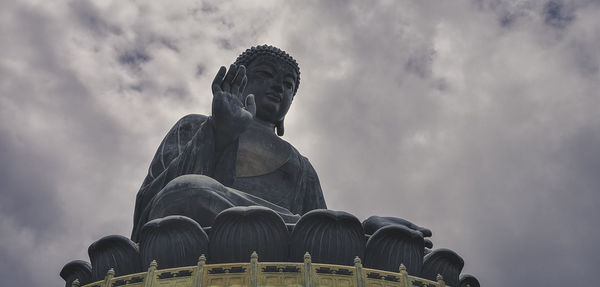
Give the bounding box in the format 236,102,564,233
131,114,327,241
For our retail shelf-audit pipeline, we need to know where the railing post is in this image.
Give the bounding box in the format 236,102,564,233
193,254,206,287
143,260,157,287
303,252,313,287
71,279,80,287
249,251,259,287
101,268,114,287
399,264,410,287
436,274,446,287
354,256,365,287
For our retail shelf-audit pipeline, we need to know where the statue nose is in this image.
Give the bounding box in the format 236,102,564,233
271,72,286,92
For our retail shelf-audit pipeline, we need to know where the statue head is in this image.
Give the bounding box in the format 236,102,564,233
234,45,300,136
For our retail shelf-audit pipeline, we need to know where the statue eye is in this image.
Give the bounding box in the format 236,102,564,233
284,81,294,89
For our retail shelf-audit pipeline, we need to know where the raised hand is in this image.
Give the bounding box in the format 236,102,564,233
211,64,256,151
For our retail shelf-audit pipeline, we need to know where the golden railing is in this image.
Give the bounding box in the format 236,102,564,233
77,252,448,287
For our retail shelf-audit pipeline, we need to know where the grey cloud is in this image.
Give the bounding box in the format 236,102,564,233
69,0,122,36
559,124,600,192
568,40,600,76
160,38,180,53
0,248,38,286
405,50,435,78
1,2,147,285
118,49,152,69
499,12,517,27
164,86,191,100
218,38,234,50
200,3,218,14
195,64,206,77
0,137,66,242
543,0,575,29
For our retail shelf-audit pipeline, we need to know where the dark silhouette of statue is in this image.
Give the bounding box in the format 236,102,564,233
62,46,478,287
131,45,327,241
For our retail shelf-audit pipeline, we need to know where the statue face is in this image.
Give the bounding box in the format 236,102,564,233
243,55,297,124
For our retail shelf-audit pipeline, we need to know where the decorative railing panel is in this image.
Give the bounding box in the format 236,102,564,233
258,263,304,287
204,263,249,287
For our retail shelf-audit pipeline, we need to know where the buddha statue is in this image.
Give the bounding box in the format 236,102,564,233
131,45,327,241
61,46,478,287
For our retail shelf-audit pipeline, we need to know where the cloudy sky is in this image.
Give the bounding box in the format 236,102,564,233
1,0,599,286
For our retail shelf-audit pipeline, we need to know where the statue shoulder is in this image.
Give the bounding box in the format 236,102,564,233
168,114,210,145
176,114,209,130
163,113,209,152
288,145,309,164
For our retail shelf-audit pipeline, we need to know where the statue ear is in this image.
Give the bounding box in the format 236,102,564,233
276,120,285,136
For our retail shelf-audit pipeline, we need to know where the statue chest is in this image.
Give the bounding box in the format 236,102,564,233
235,127,294,178
233,128,302,209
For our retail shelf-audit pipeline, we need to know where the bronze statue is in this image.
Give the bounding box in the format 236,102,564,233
61,46,476,287
131,45,327,241
60,45,479,286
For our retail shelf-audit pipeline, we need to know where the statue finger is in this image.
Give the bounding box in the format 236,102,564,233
239,76,248,102
212,66,226,95
221,64,237,92
231,65,245,96
245,94,256,117
424,238,433,249
418,227,432,238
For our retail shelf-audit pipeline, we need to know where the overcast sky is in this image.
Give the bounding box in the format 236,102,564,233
1,0,599,286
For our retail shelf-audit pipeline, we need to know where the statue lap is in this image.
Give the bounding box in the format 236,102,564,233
148,174,300,227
